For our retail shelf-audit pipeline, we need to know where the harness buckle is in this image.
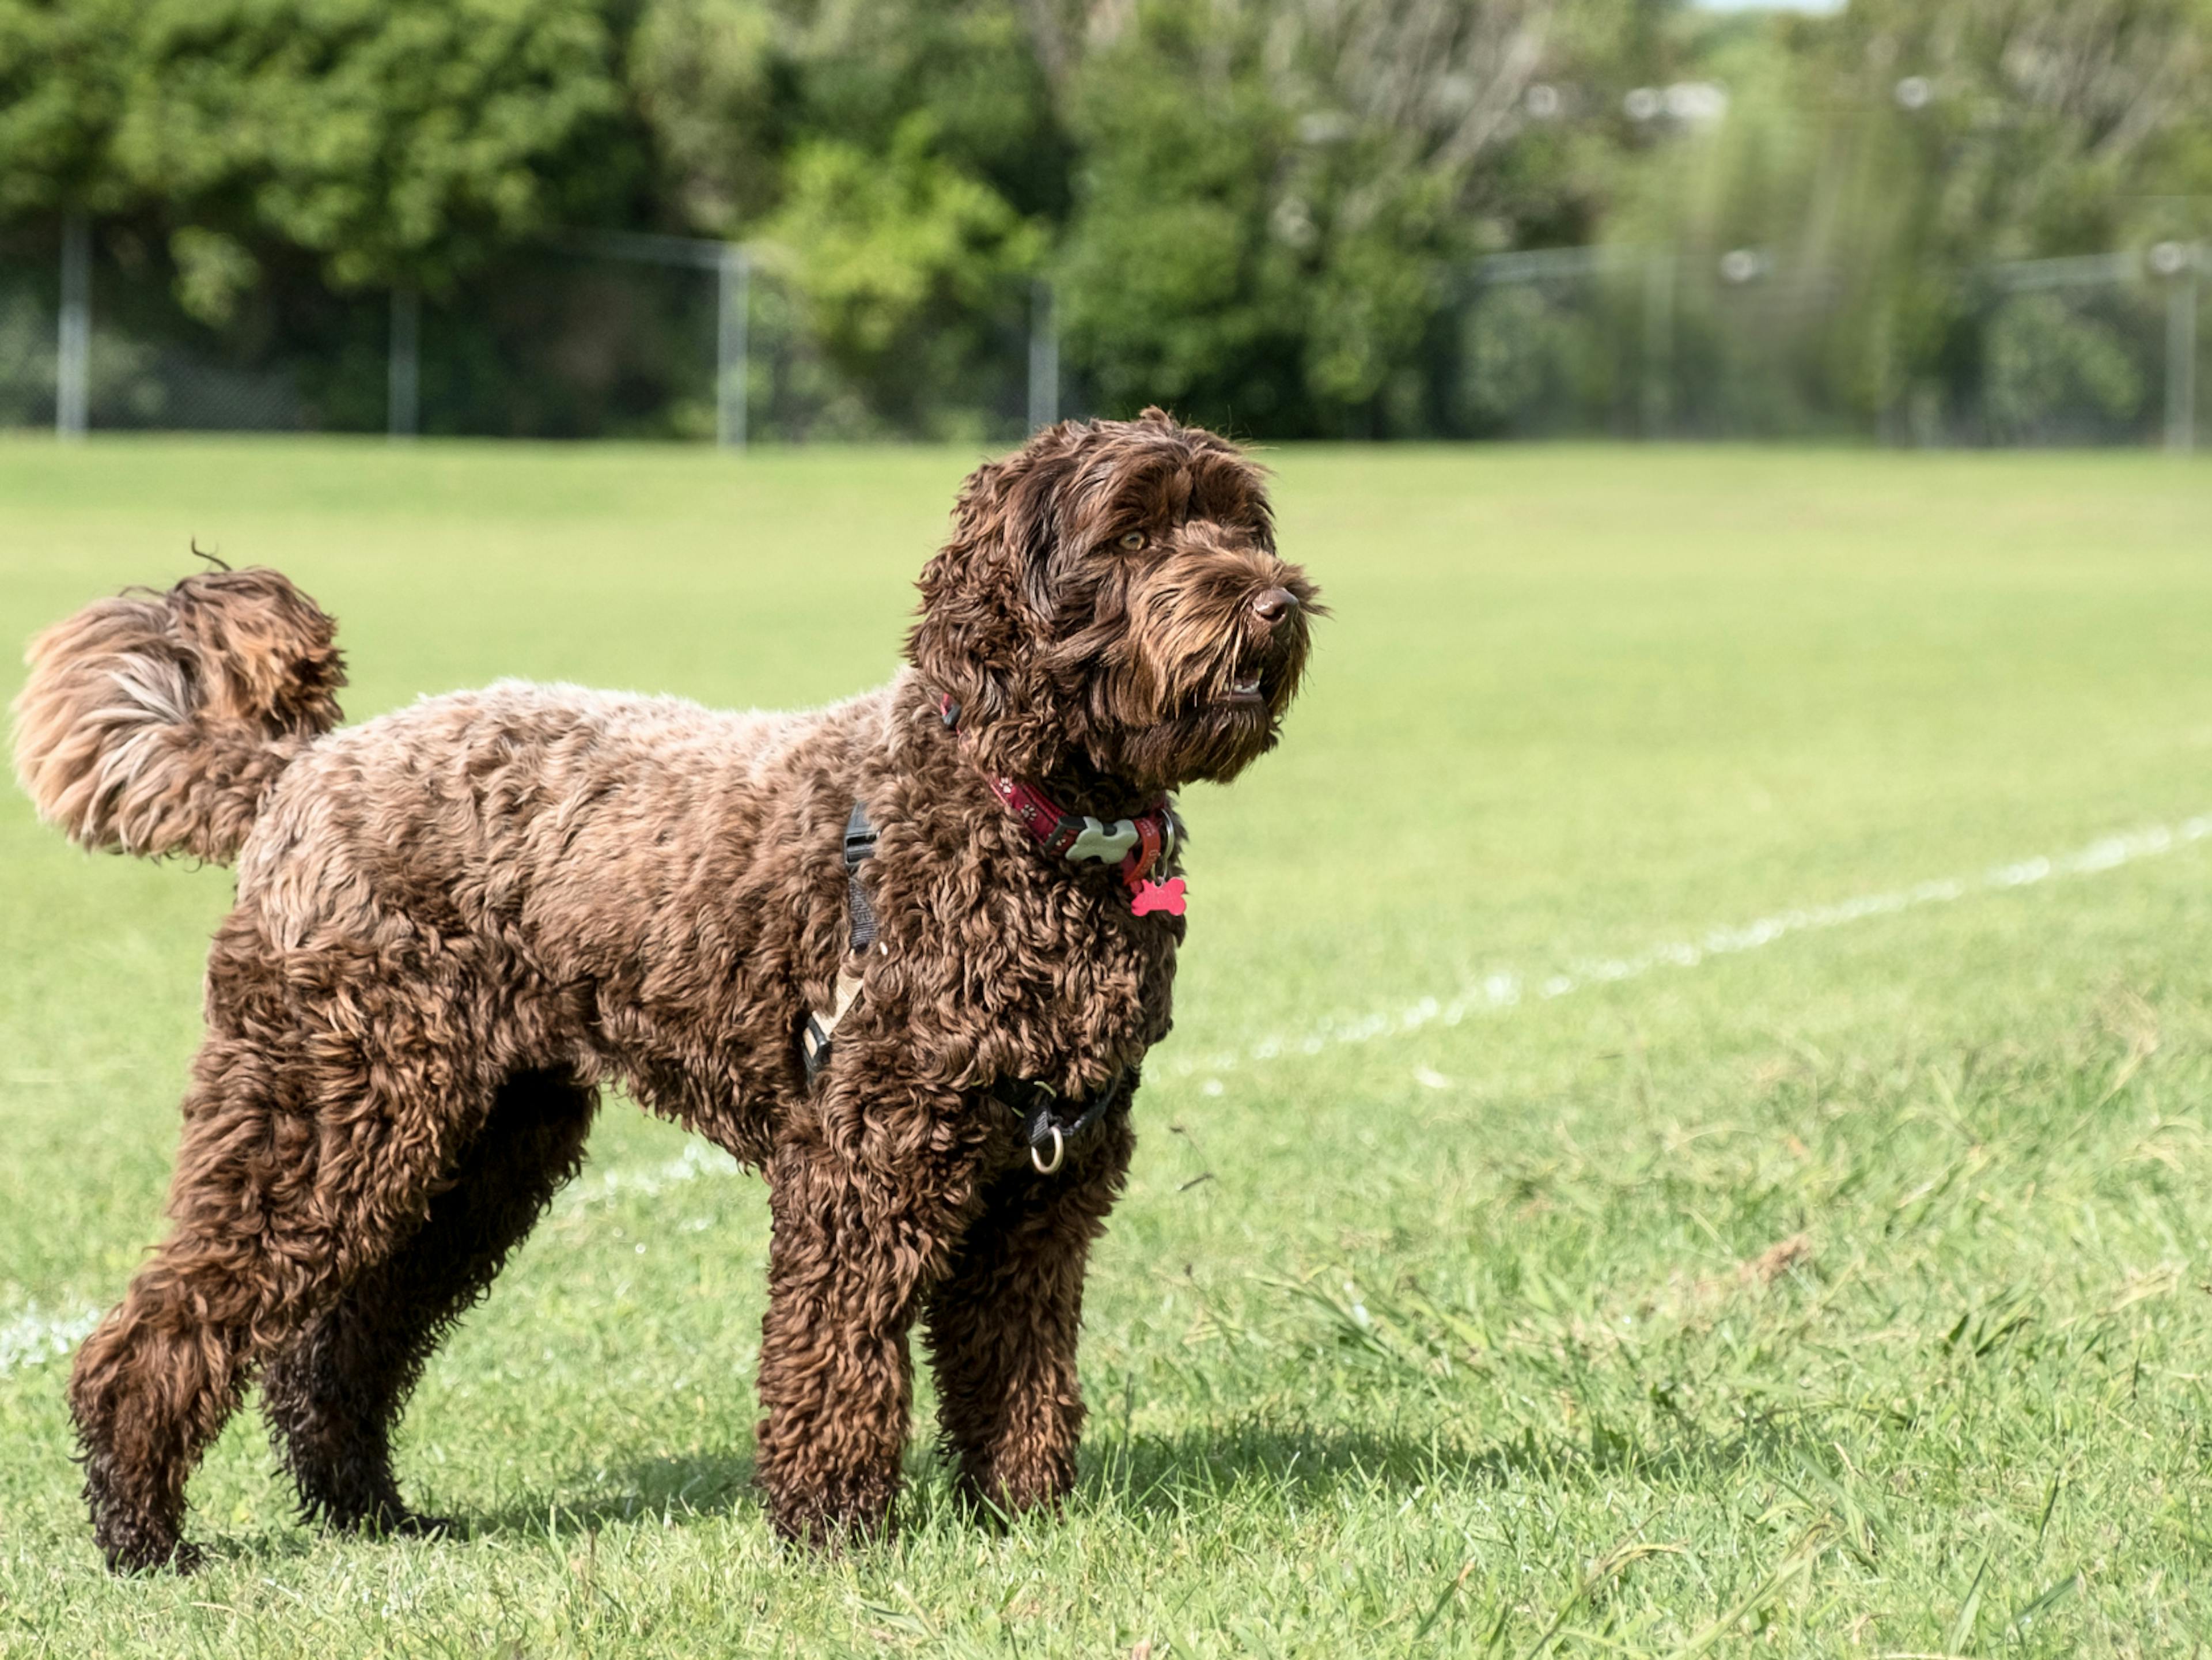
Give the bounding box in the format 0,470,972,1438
843,801,879,871
1031,1124,1066,1175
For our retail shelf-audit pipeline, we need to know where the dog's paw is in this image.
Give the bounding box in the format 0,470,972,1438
391,1510,465,1540
103,1536,203,1576
765,1481,897,1552
335,1502,465,1542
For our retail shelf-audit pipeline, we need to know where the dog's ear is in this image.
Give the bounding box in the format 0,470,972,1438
907,442,1077,740
1136,406,1176,428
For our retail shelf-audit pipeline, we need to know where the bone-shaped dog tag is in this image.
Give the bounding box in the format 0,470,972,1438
1131,877,1187,917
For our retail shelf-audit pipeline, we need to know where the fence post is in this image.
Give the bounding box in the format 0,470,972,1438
717,244,749,450
56,209,90,439
1641,248,1673,439
388,289,420,440
2166,254,2198,454
1028,278,1059,432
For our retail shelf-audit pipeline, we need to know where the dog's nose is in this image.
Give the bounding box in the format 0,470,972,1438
1251,587,1300,625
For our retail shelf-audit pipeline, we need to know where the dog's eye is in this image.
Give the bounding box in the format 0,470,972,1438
1116,531,1147,551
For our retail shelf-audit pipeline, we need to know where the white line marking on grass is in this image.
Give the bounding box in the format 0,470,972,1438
15,815,2202,1261
1169,812,2212,1080
556,1139,738,1213
0,1303,101,1376
0,793,2185,1388
0,788,2179,1364
4,1148,746,1358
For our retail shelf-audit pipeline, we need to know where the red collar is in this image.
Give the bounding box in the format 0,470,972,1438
941,694,1187,917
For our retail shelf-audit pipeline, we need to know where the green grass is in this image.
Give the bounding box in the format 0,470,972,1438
3,436,2212,1657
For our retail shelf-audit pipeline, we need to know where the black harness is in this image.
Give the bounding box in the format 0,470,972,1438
801,800,1125,1174
797,803,878,1083
991,1073,1126,1175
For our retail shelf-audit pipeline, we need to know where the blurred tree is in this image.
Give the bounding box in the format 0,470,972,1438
3,0,2204,438
1840,0,2211,249
1053,0,1649,435
0,0,141,216
628,0,781,236
625,0,1062,432
629,0,1070,239
1051,2,1309,432
1845,0,2212,431
1598,0,2212,437
108,0,634,294
764,111,1042,434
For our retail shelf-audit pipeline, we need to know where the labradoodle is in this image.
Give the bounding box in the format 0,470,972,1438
11,410,1317,1572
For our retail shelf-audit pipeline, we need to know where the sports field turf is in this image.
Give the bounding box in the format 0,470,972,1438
2,436,2211,1655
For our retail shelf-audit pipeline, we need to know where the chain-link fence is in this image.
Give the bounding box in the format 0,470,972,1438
4,219,1059,447
0,247,56,433
3,218,2203,447
1448,241,2205,448
3,220,380,434
1978,249,2197,448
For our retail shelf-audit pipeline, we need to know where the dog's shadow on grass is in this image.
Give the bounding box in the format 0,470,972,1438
1078,1420,1511,1515
1072,1408,1815,1519
438,1423,1511,1546
419,1410,1790,1546
461,1450,763,1541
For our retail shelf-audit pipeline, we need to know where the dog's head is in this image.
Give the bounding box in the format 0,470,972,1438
908,410,1319,796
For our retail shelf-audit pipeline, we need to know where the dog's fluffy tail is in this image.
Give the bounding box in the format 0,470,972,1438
11,568,345,863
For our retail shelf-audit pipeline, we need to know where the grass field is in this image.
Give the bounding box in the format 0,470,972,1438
3,437,2212,1657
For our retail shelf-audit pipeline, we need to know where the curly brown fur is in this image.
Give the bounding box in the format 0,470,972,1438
16,410,1316,1572
259,1067,597,1537
12,567,344,862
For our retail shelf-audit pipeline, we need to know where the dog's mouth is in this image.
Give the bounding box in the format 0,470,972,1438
1206,655,1275,710
1214,668,1266,708
1109,637,1308,790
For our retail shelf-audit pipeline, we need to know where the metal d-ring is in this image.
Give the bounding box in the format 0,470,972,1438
1031,1123,1066,1176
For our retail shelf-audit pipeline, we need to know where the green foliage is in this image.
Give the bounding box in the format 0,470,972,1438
766,114,1039,415
111,0,631,291
168,226,257,326
1055,3,1308,430
626,0,1073,237
0,0,632,289
627,0,778,236
1601,0,2212,434
1454,282,1608,432
1052,0,1643,434
1985,293,2148,438
779,0,1064,222
1,0,2207,436
0,0,140,214
625,0,1065,432
1829,0,2209,256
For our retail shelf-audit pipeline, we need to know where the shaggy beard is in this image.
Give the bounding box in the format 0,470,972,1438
1082,617,1312,793
1092,686,1293,793
1047,539,1317,796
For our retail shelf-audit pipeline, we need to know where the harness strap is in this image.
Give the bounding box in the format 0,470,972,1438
799,795,1131,1176
993,1072,1125,1171
800,801,877,1086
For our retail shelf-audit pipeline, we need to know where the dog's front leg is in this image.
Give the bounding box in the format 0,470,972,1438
922,1112,1134,1515
753,1110,981,1546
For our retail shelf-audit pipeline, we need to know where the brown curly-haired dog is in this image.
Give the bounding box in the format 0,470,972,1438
11,411,1316,1573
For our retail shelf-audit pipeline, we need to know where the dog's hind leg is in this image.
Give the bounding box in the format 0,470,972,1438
922,1116,1133,1516
69,1022,323,1573
261,1067,598,1537
70,936,502,1573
